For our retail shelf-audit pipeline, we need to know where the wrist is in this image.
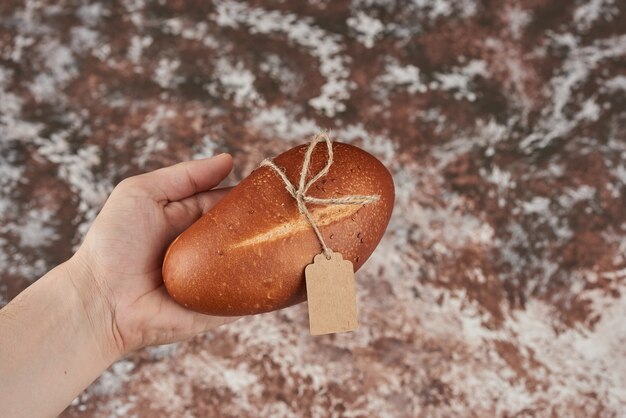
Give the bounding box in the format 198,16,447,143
0,256,124,417
62,254,125,364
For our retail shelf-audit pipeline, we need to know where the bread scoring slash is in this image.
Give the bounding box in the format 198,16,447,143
162,141,395,316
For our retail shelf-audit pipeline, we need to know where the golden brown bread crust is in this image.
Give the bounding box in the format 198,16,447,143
162,141,395,316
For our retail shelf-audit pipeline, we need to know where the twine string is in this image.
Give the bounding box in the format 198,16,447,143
260,132,380,260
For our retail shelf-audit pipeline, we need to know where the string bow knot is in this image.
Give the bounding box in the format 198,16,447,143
260,132,380,260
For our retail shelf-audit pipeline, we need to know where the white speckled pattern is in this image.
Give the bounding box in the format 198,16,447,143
1,0,626,416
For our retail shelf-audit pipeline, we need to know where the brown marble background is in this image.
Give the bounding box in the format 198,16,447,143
1,0,626,417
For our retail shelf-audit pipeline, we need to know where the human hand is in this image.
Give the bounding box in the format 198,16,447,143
0,154,239,417
71,153,238,358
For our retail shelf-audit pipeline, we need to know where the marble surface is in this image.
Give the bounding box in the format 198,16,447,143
1,0,626,417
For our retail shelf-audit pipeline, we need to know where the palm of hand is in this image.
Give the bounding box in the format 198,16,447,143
76,155,237,354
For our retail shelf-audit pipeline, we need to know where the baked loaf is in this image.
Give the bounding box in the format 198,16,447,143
162,141,394,316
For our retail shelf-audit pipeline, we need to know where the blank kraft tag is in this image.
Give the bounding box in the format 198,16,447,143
305,250,359,335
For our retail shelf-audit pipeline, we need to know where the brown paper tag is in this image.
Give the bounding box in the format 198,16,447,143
305,250,359,335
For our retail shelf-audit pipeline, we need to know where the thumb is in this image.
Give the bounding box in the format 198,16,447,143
131,153,234,202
